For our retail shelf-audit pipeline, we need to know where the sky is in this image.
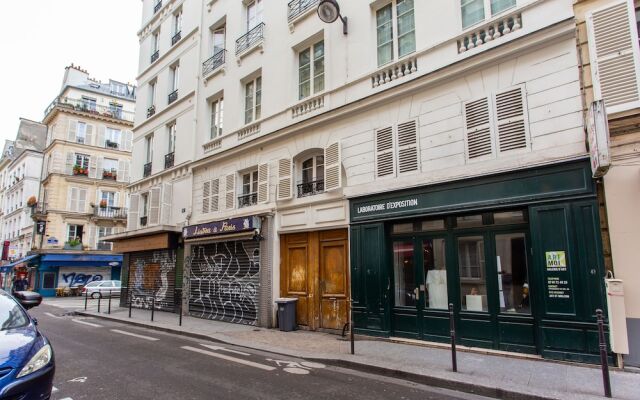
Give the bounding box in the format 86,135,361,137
0,0,141,143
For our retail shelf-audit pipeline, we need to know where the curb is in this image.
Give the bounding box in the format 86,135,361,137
76,311,557,400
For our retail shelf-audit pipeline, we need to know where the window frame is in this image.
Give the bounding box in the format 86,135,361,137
244,76,262,124
461,0,517,30
67,224,84,242
246,0,264,32
242,170,259,195
210,97,224,139
76,122,87,144
298,40,325,100
145,135,154,163
168,122,177,153
375,0,416,67
105,127,121,147
75,153,90,169
300,155,324,184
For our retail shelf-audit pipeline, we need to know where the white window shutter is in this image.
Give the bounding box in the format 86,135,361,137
87,225,96,249
225,174,235,210
161,183,173,225
202,181,211,214
277,159,293,200
88,156,97,179
86,124,95,146
324,142,342,191
97,126,106,147
257,163,269,203
117,160,126,182
375,126,395,177
211,178,220,212
149,187,161,225
67,187,77,212
125,130,133,152
396,121,419,174
494,87,528,153
68,120,77,142
463,97,494,160
96,157,104,177
587,0,640,113
128,194,140,230
65,152,75,175
115,192,120,207
78,188,87,213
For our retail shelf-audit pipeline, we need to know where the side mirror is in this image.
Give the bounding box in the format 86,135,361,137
14,291,43,310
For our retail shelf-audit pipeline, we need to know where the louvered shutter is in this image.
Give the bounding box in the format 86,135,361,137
324,142,342,191
117,160,127,182
65,152,75,175
587,0,640,113
78,188,88,212
210,178,220,212
87,225,96,249
97,126,106,147
375,126,395,177
494,87,528,153
396,121,419,173
225,174,236,210
86,124,95,146
68,120,77,142
68,187,78,211
257,163,269,203
149,187,161,225
96,157,104,178
202,181,211,214
128,194,140,230
88,156,97,179
161,183,173,225
277,159,293,200
464,97,494,160
115,192,120,207
125,130,133,152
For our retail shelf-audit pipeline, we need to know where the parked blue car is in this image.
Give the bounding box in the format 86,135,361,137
0,289,54,400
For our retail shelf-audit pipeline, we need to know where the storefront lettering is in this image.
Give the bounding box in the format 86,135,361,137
357,198,419,214
183,217,259,239
546,251,567,272
547,277,571,299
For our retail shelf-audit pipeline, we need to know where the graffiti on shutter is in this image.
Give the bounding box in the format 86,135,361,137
128,250,177,312
188,240,260,325
464,97,493,159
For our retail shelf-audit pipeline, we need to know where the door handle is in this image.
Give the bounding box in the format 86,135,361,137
414,287,420,299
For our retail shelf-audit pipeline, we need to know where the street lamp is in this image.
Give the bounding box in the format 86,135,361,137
317,0,348,35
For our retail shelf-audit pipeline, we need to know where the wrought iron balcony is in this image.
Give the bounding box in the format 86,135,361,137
172,31,182,45
288,0,319,21
147,105,156,118
94,206,128,220
236,23,265,55
164,152,175,169
143,162,152,178
151,50,160,64
105,140,119,150
297,179,324,198
140,216,148,227
44,97,134,122
202,50,226,76
168,90,178,104
154,0,162,14
238,193,258,208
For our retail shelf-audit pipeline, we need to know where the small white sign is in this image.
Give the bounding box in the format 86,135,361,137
587,100,611,178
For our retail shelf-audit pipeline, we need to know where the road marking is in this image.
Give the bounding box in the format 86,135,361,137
72,319,102,328
111,329,160,341
52,387,59,393
200,344,251,356
59,398,73,400
181,346,276,371
68,377,87,383
44,312,63,319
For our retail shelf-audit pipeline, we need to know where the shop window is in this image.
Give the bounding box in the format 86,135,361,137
495,233,530,314
42,272,56,289
423,238,448,309
458,236,487,312
493,210,526,225
393,241,416,307
392,223,414,233
421,219,445,231
456,214,483,228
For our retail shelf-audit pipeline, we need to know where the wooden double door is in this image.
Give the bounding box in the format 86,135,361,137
280,229,349,331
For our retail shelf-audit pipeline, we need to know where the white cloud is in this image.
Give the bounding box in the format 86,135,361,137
0,0,141,142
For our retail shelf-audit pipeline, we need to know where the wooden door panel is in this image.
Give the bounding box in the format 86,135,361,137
281,234,312,327
288,246,308,293
320,298,348,330
319,232,349,330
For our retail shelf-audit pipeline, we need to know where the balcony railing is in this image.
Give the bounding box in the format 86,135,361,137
238,193,258,208
236,23,265,55
203,50,226,76
44,97,134,122
147,105,156,118
140,216,148,227
172,31,182,45
73,166,89,177
164,152,175,169
168,90,178,104
297,179,324,198
143,162,152,178
154,0,162,14
94,206,127,220
97,242,113,251
288,0,319,21
102,169,117,180
105,140,119,150
151,50,160,64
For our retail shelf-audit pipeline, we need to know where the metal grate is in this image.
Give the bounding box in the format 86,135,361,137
203,50,226,76
164,152,175,169
168,90,178,104
287,0,319,21
236,23,265,55
171,31,182,46
128,250,177,312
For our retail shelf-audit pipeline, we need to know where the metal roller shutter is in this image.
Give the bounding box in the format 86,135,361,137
189,240,261,325
128,250,177,312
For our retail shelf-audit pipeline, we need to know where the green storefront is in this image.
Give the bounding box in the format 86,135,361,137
350,159,608,363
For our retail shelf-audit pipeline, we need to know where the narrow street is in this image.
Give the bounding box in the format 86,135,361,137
31,304,490,400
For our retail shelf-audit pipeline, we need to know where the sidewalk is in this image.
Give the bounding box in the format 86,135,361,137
57,300,639,400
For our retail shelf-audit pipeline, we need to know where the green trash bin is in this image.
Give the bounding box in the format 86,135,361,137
275,298,298,332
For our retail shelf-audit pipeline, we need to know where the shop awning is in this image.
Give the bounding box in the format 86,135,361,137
39,253,123,268
0,254,40,272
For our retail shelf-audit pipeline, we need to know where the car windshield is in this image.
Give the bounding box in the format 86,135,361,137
0,294,29,331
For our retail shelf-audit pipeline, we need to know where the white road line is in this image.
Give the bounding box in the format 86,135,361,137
181,346,276,371
71,319,102,328
59,398,73,400
110,329,160,341
44,312,63,319
200,344,251,356
52,386,59,393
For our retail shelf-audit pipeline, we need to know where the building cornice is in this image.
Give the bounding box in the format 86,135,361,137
43,139,132,157
43,104,134,127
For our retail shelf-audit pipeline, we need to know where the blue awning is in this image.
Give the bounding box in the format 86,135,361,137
39,253,122,268
1,254,40,272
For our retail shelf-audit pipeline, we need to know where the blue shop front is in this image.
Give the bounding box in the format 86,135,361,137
34,253,123,297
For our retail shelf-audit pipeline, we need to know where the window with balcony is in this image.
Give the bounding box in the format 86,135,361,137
140,193,149,226
148,80,157,117
144,134,154,177
376,0,416,67
172,10,183,45
298,155,324,197
109,103,123,119
239,170,258,208
81,96,97,112
247,0,263,31
97,227,114,251
169,64,179,104
102,158,118,180
244,76,262,124
105,127,121,149
100,191,116,208
74,154,90,176
67,224,84,243
204,26,227,75
76,122,87,144
461,0,516,29
210,97,224,138
298,41,325,100
154,0,162,14
166,123,176,169
151,30,160,63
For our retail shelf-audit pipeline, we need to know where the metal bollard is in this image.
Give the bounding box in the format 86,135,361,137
449,303,458,373
350,298,355,355
128,289,132,318
151,296,155,322
84,292,88,310
98,294,101,313
596,309,612,398
179,297,183,326
108,290,112,314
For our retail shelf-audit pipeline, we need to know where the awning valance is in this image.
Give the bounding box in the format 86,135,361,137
1,254,40,272
39,253,122,268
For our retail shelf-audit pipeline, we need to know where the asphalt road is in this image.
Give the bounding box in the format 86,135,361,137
30,304,491,400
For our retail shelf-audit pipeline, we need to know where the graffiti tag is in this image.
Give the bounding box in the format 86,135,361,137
62,273,103,287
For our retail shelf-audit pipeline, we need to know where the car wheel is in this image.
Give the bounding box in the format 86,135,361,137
91,292,101,299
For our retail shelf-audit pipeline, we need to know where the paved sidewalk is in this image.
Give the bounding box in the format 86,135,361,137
46,299,640,400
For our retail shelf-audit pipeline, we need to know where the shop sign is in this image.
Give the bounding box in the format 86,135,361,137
354,198,419,217
587,100,611,178
47,237,59,245
36,221,46,235
183,216,261,240
545,251,571,300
